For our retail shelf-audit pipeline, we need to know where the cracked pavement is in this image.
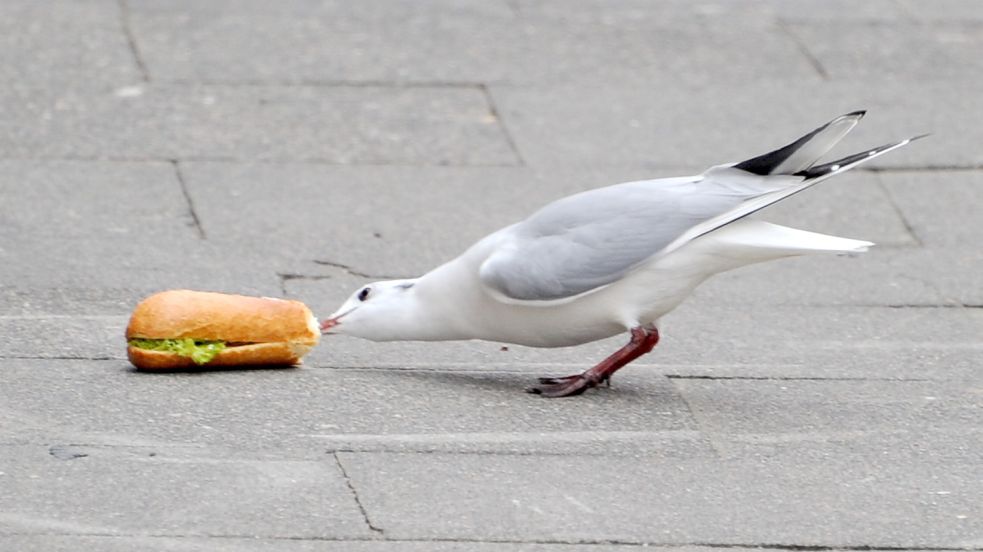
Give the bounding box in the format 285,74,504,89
1,0,982,550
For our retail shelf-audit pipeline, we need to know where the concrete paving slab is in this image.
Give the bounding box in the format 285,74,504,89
0,445,370,539
916,247,983,308
339,451,983,546
782,21,974,80
0,287,170,317
0,315,126,359
658,350,983,383
712,426,983,464
0,360,702,457
128,0,516,84
0,160,194,241
512,0,769,22
127,0,814,85
0,84,515,165
674,301,983,345
751,171,917,247
0,0,140,88
658,302,983,368
880,170,983,248
509,0,817,84
690,249,947,308
181,163,654,276
764,0,909,20
490,80,982,169
673,378,981,436
897,0,983,20
703,246,978,308
0,237,284,303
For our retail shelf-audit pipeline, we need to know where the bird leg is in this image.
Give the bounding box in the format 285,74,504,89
527,327,660,397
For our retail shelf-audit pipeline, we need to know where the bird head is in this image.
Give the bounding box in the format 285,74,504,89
320,279,420,341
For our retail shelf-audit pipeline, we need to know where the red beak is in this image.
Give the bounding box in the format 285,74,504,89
320,318,339,333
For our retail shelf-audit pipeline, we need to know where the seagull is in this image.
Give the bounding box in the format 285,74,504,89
320,111,921,397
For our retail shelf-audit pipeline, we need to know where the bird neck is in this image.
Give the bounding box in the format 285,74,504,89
378,270,478,342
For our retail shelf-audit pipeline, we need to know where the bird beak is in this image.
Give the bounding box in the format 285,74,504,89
319,317,339,334
319,306,356,335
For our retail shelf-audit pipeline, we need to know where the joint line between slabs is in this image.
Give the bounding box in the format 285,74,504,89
332,452,384,535
170,160,206,239
667,376,727,458
117,0,150,82
311,259,407,280
776,18,829,80
874,175,925,247
480,84,526,166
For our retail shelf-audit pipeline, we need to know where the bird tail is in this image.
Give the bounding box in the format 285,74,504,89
669,219,874,274
660,115,924,258
704,219,873,257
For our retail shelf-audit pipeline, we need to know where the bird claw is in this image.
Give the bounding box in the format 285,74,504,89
527,373,606,397
537,375,581,385
527,327,654,397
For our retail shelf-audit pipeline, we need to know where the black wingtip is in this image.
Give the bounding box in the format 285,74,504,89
909,133,931,142
733,112,864,176
794,136,916,179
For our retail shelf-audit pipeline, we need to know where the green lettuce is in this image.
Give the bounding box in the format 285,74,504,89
128,338,226,365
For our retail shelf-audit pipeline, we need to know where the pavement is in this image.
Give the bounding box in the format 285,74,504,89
1,0,981,550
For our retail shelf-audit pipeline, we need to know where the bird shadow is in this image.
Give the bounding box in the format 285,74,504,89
380,369,534,393
376,368,652,400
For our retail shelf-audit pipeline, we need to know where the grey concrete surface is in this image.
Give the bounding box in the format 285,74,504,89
0,0,140,88
2,1,981,551
0,84,516,164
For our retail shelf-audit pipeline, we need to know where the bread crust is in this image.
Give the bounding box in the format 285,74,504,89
127,342,315,370
127,290,319,344
126,290,320,370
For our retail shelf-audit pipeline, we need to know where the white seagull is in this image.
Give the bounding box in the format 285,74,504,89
321,111,921,397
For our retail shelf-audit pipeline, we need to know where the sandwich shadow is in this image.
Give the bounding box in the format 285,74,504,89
125,363,302,375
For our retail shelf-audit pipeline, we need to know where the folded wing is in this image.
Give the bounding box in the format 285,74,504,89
479,174,779,302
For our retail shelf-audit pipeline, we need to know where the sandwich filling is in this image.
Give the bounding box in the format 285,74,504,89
128,338,226,365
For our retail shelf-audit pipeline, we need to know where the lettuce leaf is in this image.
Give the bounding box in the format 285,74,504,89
128,338,226,365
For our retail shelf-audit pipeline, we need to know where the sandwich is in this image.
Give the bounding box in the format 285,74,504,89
126,290,320,369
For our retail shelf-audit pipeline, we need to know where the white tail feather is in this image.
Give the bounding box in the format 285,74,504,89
652,220,872,277
704,220,873,257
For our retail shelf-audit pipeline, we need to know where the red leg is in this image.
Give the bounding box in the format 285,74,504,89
527,327,660,397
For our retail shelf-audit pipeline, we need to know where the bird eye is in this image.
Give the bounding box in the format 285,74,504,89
357,287,371,302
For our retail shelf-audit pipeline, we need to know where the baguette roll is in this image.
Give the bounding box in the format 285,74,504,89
126,290,320,369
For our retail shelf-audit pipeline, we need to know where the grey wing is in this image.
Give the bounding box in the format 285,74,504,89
478,175,769,302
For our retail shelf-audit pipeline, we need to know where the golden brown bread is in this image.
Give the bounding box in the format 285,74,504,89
127,290,318,343
126,290,320,370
